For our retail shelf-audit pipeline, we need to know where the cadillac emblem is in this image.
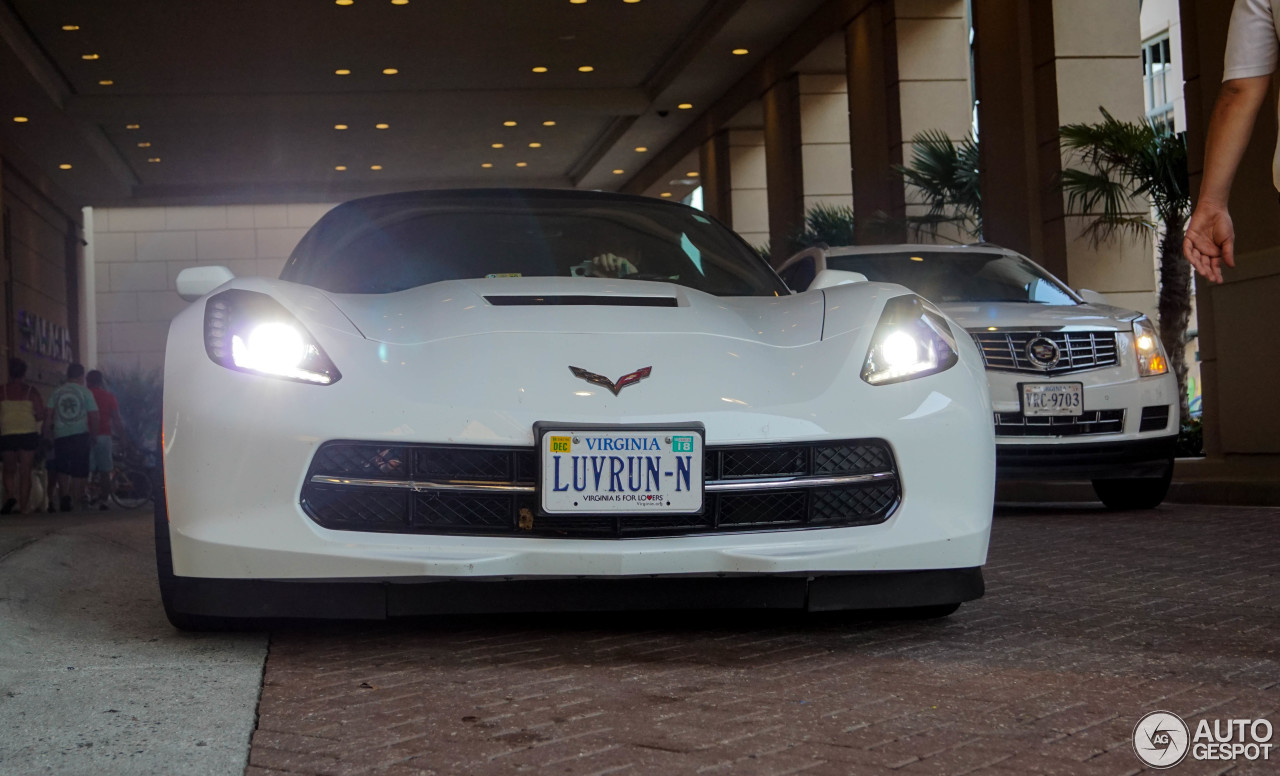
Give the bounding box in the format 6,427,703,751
569,365,653,396
1025,336,1061,370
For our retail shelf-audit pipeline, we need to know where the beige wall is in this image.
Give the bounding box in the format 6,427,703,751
727,129,770,249
798,74,854,216
90,203,336,372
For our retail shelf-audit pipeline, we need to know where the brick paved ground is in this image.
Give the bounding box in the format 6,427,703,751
246,505,1280,776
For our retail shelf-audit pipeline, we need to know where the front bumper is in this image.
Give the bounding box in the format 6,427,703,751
996,435,1177,480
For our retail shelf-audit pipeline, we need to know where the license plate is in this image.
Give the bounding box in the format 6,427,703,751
1020,382,1084,416
537,425,704,515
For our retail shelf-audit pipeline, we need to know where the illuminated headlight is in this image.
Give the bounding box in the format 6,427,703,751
1133,315,1167,377
861,295,959,385
204,290,341,385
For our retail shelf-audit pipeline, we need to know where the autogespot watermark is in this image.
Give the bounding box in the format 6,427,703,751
1132,711,1274,769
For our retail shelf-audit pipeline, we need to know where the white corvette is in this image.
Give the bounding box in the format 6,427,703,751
157,190,994,629
776,243,1179,510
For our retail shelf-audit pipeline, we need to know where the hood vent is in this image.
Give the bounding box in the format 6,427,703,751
484,295,678,307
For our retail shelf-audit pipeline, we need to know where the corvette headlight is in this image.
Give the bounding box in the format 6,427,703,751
204,290,341,385
1133,315,1167,377
861,295,959,385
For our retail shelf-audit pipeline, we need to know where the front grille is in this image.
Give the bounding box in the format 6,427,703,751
994,409,1125,437
971,330,1118,375
301,440,900,538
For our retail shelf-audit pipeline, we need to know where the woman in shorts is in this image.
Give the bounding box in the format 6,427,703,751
1,358,46,514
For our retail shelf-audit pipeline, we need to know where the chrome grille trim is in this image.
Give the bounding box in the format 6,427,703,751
310,471,897,495
970,330,1119,375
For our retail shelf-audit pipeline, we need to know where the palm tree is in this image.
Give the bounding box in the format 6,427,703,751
1059,108,1193,422
894,129,982,242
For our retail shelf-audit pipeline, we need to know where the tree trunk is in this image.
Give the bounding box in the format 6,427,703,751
1156,219,1192,424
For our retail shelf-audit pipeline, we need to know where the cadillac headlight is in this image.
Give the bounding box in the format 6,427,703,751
204,290,341,384
1133,315,1168,377
861,295,959,385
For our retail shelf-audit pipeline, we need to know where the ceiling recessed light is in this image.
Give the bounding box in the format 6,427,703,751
334,123,349,130
98,79,114,86
686,171,699,177
578,65,594,72
531,66,548,73
481,163,493,168
491,143,505,149
570,0,588,4
382,67,399,75
624,0,641,3
13,116,29,123
334,68,351,75
137,141,151,148
677,102,693,110
529,142,542,148
81,53,99,60
542,120,556,126
335,165,347,171
335,0,353,5
147,157,161,163
503,120,517,127
516,162,528,167
634,146,648,152
61,25,80,31
370,164,383,170
126,123,140,129
732,48,749,55
391,0,409,4
58,163,72,170
375,123,389,129
660,192,672,197
612,169,625,175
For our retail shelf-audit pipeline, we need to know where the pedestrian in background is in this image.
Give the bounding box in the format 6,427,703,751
0,358,46,514
1184,0,1279,282
85,369,126,510
45,363,98,513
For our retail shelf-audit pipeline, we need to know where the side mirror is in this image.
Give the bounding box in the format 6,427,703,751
176,266,235,302
810,269,868,289
1077,288,1108,305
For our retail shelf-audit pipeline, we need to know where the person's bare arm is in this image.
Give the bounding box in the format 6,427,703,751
1184,74,1271,283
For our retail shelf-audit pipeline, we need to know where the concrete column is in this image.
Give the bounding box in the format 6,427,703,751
763,75,805,256
798,74,853,215
699,131,733,225
846,0,905,243
726,129,769,249
1181,0,1280,462
975,0,1152,315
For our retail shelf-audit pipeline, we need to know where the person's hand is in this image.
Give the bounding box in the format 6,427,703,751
590,253,638,277
1184,201,1236,284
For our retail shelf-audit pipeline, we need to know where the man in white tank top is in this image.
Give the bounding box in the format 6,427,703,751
1184,0,1279,283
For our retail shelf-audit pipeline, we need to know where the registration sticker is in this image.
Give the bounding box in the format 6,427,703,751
537,425,704,515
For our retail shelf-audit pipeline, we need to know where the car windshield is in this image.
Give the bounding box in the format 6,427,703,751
825,250,1080,305
282,191,786,297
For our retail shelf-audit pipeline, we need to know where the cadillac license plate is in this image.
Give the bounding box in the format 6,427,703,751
538,426,704,515
1020,382,1084,417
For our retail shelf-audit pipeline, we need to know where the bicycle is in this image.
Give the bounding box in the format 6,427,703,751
88,442,156,510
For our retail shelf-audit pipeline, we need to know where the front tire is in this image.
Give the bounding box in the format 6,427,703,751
1091,461,1173,510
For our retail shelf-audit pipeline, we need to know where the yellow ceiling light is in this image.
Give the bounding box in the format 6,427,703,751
612,169,625,175
910,256,925,262
578,65,594,72
13,116,29,123
375,123,389,129
677,102,693,110
531,66,548,73
634,146,648,152
732,48,749,55
335,0,353,5
503,120,517,127
147,157,161,163
137,141,151,148
624,0,642,3
569,0,587,4
334,123,349,130
370,164,383,170
542,120,556,126
334,68,351,75
686,171,699,177
98,79,114,86
81,53,100,60
58,163,72,170
61,25,80,31
334,165,347,171
481,163,493,168
491,143,504,149
528,142,542,148
382,67,399,75
516,161,528,167
126,123,140,129
660,192,672,198
392,0,409,4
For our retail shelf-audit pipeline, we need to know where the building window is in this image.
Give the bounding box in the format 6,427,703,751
1142,34,1175,131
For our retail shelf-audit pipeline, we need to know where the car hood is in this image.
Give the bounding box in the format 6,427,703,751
320,277,826,347
937,301,1141,332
